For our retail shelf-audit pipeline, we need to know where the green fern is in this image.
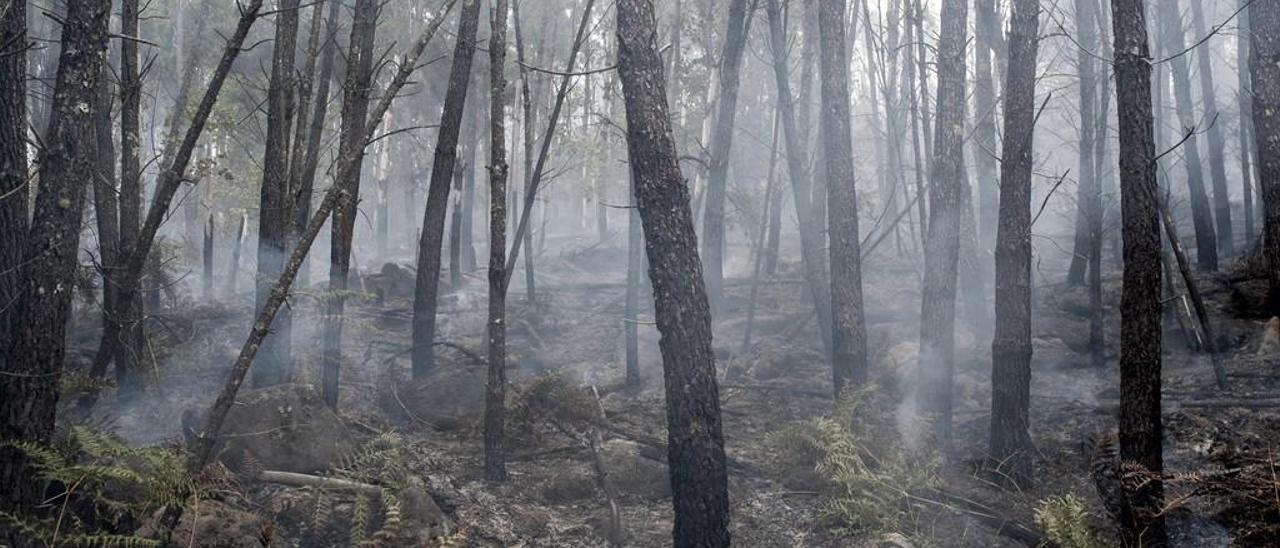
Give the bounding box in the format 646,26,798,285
1033,495,1103,548
767,386,939,537
0,426,218,546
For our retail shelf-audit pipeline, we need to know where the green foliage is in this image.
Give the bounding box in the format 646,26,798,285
0,426,216,547
1033,495,1103,548
767,386,940,537
310,431,424,546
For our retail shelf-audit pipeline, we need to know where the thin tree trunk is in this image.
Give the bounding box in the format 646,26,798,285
918,0,968,447
1111,0,1168,542
484,0,510,482
253,0,302,387
616,1,730,544
412,0,483,378
700,0,752,315
1252,0,1280,306
321,0,378,409
83,0,268,412
625,188,644,388
503,0,598,291
204,215,215,300
0,0,25,345
92,75,131,394
228,214,247,296
1068,0,1099,286
183,0,457,513
450,152,466,288
764,0,834,356
293,0,343,289
743,107,781,352
974,0,999,255
1237,2,1255,242
1159,0,1218,272
512,0,537,304
1,0,111,518
989,0,1038,489
818,0,868,393
1187,0,1233,258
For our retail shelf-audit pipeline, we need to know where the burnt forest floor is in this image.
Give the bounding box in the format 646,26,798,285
61,234,1280,547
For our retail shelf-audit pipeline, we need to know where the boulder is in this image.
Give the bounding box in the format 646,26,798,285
193,384,356,474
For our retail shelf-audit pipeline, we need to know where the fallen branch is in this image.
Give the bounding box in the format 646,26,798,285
256,470,382,497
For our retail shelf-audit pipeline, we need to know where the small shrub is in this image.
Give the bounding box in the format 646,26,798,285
1033,494,1103,548
767,385,939,536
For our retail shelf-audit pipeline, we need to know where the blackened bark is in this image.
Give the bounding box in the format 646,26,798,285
321,0,377,409
818,0,868,393
1111,0,1167,543
0,0,25,344
974,0,999,253
292,0,342,258
1,0,110,518
1068,0,1100,286
92,76,126,390
512,0,537,303
187,0,457,499
504,0,596,291
989,0,1038,488
1238,2,1255,240
1159,0,1217,272
764,0,834,355
1187,0,1233,258
625,189,643,388
412,0,482,378
120,0,141,258
254,0,301,387
84,0,269,407
616,1,730,545
743,108,781,352
700,0,751,314
484,0,510,482
918,0,968,446
288,0,328,251
204,215,215,300
228,214,247,296
1252,0,1280,305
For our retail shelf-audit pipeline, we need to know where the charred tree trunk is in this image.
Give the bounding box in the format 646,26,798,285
484,0,510,483
292,0,342,287
818,0,868,393
1187,0,1233,258
988,0,1038,489
92,76,127,392
1238,1,1256,241
764,0,834,356
1159,0,1217,272
700,0,751,315
1,0,110,518
512,0,537,304
974,0,999,256
1111,0,1168,543
1069,0,1100,286
0,0,25,345
412,0,482,377
321,0,378,409
616,0,730,545
624,189,644,388
83,0,269,410
1252,0,1280,306
228,214,247,296
450,153,466,288
254,0,301,387
204,216,215,300
918,0,968,447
